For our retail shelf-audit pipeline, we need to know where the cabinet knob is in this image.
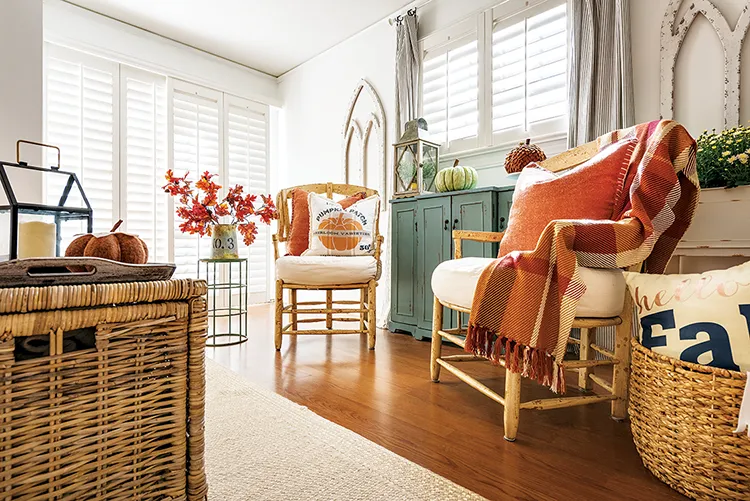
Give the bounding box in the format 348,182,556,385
444,219,449,231
452,218,459,230
499,216,506,230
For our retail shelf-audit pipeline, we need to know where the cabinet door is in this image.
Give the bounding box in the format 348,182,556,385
390,202,418,327
497,190,513,234
451,192,498,258
451,192,496,328
415,197,452,337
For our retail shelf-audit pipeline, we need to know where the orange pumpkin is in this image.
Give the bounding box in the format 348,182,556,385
317,213,363,251
65,220,148,264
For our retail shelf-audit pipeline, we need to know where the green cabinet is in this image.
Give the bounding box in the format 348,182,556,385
390,202,418,326
416,196,452,334
388,186,514,340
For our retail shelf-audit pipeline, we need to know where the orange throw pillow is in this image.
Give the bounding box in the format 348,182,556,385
499,138,636,257
286,189,366,256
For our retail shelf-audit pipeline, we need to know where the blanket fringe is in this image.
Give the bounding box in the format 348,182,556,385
466,323,567,394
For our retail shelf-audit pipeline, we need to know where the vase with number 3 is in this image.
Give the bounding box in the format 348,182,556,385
212,224,239,259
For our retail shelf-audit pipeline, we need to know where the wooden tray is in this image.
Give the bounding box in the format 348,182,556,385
0,257,176,288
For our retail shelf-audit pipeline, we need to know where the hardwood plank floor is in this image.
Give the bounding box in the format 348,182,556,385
207,304,684,501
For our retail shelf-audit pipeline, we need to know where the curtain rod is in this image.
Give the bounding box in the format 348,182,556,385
389,7,417,26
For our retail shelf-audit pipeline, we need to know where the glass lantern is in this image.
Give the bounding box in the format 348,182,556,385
393,118,440,198
0,141,92,260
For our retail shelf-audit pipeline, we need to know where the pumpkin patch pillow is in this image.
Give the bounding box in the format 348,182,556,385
304,192,380,256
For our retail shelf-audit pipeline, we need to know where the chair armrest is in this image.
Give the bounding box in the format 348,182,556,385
452,230,504,259
272,234,281,261
374,234,385,262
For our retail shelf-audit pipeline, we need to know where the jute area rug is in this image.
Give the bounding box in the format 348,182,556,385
205,359,485,501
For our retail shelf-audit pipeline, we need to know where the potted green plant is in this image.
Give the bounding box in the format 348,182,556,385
696,125,750,188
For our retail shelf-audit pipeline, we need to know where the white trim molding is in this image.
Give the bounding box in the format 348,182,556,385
660,0,750,128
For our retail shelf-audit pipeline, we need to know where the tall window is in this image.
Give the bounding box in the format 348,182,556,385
422,38,479,147
492,3,567,141
44,44,272,301
420,0,568,153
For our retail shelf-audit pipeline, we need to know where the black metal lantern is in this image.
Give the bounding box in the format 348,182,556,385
0,141,92,260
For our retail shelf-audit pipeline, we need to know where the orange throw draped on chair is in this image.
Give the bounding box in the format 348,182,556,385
466,120,700,393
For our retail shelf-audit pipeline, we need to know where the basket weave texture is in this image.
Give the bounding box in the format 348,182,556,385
629,338,750,500
0,279,208,500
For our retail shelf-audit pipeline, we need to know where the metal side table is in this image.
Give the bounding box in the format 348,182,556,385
198,258,248,346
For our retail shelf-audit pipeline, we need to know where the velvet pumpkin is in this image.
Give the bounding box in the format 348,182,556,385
65,220,149,264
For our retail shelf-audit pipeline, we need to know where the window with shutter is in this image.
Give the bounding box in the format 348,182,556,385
44,44,118,249
43,44,274,303
170,81,221,279
121,66,169,263
224,96,270,303
421,24,479,152
492,1,567,142
419,0,568,154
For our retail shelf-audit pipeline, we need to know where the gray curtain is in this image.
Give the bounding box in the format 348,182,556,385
395,10,419,138
568,0,635,147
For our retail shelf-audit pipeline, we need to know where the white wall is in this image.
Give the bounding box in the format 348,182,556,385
279,20,396,188
631,0,750,135
0,0,44,203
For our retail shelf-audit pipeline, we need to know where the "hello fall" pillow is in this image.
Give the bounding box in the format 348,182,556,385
623,261,750,372
303,193,380,256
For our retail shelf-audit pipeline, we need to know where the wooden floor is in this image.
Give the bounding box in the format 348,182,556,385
207,303,684,501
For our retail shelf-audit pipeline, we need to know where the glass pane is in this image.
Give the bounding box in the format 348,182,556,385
1,164,89,209
396,144,418,192
0,210,9,260
422,144,438,192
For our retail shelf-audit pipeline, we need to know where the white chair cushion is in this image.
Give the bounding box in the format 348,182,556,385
276,255,378,286
431,257,626,318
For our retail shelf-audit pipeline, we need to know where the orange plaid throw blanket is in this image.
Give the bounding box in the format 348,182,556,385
466,120,699,393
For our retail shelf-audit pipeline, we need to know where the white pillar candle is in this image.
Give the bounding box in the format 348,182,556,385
18,221,56,259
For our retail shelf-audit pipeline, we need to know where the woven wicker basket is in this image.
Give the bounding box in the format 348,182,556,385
629,338,750,500
0,279,209,500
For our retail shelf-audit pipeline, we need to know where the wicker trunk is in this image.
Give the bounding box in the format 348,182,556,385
0,279,209,500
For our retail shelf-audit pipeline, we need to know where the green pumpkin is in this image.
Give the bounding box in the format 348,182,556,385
435,160,479,192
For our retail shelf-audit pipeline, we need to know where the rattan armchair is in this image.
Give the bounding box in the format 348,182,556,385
272,182,383,351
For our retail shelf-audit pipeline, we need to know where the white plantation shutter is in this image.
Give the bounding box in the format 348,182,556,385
44,44,118,247
170,81,222,279
224,96,270,302
121,66,169,262
492,2,567,140
422,35,479,150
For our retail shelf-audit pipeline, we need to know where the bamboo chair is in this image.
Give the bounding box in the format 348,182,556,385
272,182,383,351
430,141,640,442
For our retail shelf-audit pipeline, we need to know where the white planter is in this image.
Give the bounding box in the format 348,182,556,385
672,185,750,273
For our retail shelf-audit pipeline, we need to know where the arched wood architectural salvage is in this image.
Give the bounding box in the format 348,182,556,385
660,0,750,128
342,79,387,209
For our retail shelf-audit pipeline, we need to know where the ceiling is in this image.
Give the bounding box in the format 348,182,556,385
65,0,414,77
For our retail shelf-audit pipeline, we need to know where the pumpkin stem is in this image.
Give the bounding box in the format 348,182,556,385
110,220,124,233
453,159,460,168
525,138,531,145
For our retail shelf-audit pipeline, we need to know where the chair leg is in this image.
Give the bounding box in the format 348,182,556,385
578,327,593,391
503,371,521,442
290,289,298,331
326,290,333,330
367,280,376,350
430,296,443,382
611,296,633,420
274,280,283,351
360,287,366,333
